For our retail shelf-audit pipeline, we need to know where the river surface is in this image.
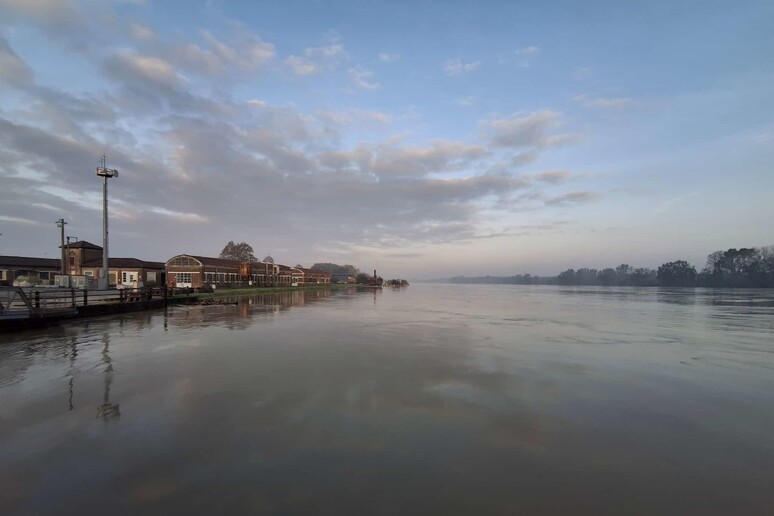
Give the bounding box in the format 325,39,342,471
1,285,773,515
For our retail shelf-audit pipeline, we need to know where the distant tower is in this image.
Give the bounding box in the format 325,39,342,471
263,255,274,263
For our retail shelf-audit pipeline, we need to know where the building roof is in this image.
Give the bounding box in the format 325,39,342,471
82,257,165,269
0,255,61,269
60,240,102,250
165,254,244,269
300,267,332,277
191,255,242,268
278,264,303,273
263,255,274,263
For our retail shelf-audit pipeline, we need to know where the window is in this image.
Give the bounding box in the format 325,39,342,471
39,272,50,280
122,272,128,283
147,272,156,283
177,273,192,284
167,256,202,267
85,271,93,277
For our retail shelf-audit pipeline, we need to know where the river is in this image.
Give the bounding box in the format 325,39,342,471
1,285,773,515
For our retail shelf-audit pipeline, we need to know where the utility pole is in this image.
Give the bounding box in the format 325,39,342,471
56,219,67,275
96,155,118,290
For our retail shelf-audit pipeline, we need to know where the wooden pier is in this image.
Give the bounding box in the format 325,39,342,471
0,286,198,330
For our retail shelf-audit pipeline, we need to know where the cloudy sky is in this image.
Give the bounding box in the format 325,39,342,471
0,0,772,278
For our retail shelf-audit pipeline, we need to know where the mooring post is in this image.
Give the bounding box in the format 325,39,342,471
83,289,88,306
34,291,40,309
70,289,76,308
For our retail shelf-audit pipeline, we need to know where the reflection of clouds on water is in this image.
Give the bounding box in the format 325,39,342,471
2,286,774,514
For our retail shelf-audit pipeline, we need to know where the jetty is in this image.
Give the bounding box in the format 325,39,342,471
0,286,198,330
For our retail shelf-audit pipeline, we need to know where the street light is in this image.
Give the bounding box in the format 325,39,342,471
96,155,118,290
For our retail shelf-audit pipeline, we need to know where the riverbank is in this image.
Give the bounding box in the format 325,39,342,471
193,283,381,299
0,284,372,332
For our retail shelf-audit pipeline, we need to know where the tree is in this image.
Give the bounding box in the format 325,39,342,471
630,268,657,286
355,273,371,284
310,263,361,276
598,268,617,286
657,260,697,287
219,241,257,262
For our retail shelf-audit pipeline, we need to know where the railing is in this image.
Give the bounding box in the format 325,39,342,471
0,286,188,320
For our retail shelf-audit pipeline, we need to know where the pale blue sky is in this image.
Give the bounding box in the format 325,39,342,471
0,0,772,277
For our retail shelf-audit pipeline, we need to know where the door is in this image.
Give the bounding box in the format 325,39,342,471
122,271,138,287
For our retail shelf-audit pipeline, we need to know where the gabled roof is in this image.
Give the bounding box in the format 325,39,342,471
0,255,61,269
60,240,102,250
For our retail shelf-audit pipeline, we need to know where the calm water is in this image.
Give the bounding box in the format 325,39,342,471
1,285,773,515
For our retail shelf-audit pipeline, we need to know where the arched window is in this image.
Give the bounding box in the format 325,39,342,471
166,255,203,267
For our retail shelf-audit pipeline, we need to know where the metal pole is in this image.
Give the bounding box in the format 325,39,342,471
96,155,118,290
101,173,109,290
57,219,67,275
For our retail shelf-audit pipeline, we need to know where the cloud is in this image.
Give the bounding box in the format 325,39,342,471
159,28,275,77
485,110,577,149
514,45,541,67
200,29,275,71
0,0,80,27
573,95,635,108
316,108,392,127
105,51,182,87
285,43,347,76
148,207,209,223
509,151,538,168
515,46,541,56
378,53,400,62
0,2,603,270
0,36,34,88
531,170,576,184
359,140,487,177
544,191,601,206
456,96,476,107
130,23,155,41
444,58,481,76
348,67,380,90
0,215,43,226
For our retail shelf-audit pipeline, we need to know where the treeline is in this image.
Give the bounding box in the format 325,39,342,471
310,263,361,276
447,246,774,288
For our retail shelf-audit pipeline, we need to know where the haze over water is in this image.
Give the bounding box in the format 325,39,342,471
1,285,773,515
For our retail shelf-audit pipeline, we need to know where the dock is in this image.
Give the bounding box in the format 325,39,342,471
0,286,198,330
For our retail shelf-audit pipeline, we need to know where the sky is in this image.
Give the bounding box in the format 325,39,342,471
0,0,772,279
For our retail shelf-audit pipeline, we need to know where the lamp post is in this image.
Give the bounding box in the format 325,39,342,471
56,219,67,275
96,156,118,290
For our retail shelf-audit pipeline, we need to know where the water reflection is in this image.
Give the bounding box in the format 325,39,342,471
1,285,773,514
164,289,333,331
96,333,120,420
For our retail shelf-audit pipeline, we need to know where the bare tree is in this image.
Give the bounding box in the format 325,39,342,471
219,241,257,262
